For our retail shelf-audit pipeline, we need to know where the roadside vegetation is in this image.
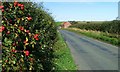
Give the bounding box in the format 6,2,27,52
69,20,120,35
55,22,63,26
67,20,120,46
1,1,76,71
65,28,119,46
2,2,57,71
53,32,77,70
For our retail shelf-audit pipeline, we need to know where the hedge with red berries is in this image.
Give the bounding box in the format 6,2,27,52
2,2,57,71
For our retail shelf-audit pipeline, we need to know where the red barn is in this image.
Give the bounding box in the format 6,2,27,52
61,22,71,28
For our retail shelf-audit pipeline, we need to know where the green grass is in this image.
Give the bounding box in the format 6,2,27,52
55,22,63,26
65,28,119,46
53,32,77,70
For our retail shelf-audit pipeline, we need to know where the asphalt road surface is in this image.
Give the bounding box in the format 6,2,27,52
59,30,118,70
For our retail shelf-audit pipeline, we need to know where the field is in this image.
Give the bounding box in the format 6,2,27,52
55,22,63,26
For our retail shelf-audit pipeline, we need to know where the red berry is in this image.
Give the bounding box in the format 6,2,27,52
2,9,4,12
0,6,4,9
27,17,32,21
0,29,2,32
11,49,17,53
26,30,30,33
0,26,2,32
34,34,39,40
7,31,10,34
21,6,24,10
34,34,39,39
21,4,24,7
35,37,39,40
14,1,18,7
18,3,21,7
25,51,29,56
2,25,5,31
19,26,24,31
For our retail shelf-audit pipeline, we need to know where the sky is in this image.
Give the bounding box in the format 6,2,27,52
43,2,118,21
33,0,119,2
32,0,120,21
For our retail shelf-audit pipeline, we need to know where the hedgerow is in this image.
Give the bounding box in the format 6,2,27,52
1,1,57,71
70,20,120,35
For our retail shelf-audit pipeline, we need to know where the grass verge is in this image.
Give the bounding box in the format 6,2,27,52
53,31,77,70
65,28,120,46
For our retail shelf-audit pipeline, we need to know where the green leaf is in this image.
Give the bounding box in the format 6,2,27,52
32,44,34,48
12,61,15,64
17,19,20,24
26,37,28,42
4,38,12,45
4,38,7,42
18,29,21,33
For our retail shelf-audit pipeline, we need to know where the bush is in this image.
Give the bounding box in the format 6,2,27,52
70,20,120,34
2,1,57,71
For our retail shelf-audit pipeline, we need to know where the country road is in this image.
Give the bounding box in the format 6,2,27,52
59,30,118,70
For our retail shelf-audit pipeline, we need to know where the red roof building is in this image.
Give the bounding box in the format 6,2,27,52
61,22,71,28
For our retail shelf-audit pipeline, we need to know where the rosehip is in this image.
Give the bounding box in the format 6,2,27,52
18,3,21,7
25,51,29,56
2,9,4,12
19,26,24,31
21,4,24,7
14,1,18,7
7,31,10,34
27,17,32,21
26,30,30,33
34,34,39,39
2,25,5,31
21,6,24,10
0,6,4,9
35,37,39,40
11,49,17,53
0,26,2,32
0,29,2,32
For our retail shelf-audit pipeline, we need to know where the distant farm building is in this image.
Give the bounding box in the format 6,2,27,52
61,22,71,28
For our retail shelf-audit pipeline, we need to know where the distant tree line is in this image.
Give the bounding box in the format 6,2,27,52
69,20,120,34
